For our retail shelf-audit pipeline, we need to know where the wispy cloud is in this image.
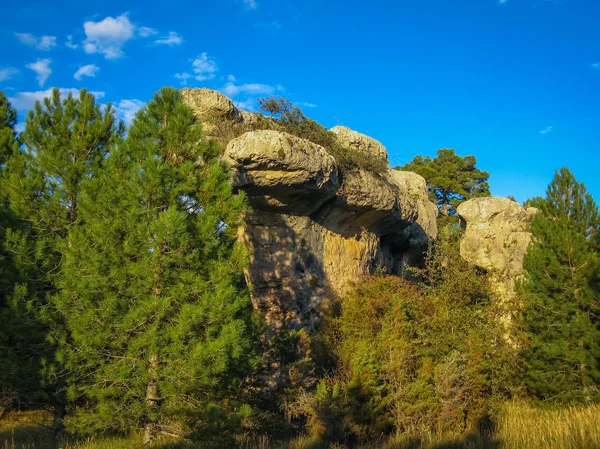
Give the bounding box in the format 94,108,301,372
65,35,78,49
192,53,218,81
221,82,276,97
115,99,145,125
15,33,57,50
0,67,19,82
498,0,508,4
155,31,183,46
243,0,257,9
174,72,192,85
74,64,99,81
138,26,158,38
234,99,256,111
591,62,600,70
26,58,52,87
8,88,105,111
540,125,553,134
256,21,282,32
297,101,317,108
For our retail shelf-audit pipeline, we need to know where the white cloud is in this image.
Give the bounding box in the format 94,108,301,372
540,125,553,134
138,26,158,37
115,99,145,125
82,13,137,59
227,74,236,82
15,33,57,50
65,35,79,49
192,53,218,81
74,64,99,81
234,99,256,111
174,72,192,85
155,31,183,46
8,88,105,111
591,62,600,69
0,67,19,82
297,101,317,108
243,0,257,9
221,82,275,97
498,0,508,3
26,59,52,87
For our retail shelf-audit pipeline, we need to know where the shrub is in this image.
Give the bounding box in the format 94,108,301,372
258,96,388,174
291,228,520,444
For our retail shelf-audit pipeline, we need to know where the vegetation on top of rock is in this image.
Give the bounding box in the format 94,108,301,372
399,149,490,218
258,95,389,174
518,167,600,404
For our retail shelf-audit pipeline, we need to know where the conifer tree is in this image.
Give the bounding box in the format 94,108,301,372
399,149,490,217
0,92,25,406
519,167,600,403
58,87,255,444
1,88,123,429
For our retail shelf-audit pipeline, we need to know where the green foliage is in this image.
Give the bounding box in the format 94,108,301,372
399,149,490,217
0,89,123,424
291,229,518,444
258,96,294,119
55,87,256,443
518,167,600,403
0,91,18,166
257,97,388,174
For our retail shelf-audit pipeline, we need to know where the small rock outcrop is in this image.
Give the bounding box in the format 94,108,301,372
179,87,242,135
330,125,388,161
182,88,438,331
457,197,537,276
457,197,537,301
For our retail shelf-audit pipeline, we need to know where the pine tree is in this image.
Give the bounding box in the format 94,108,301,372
399,149,490,217
58,87,255,444
519,167,600,403
1,88,123,429
0,92,26,407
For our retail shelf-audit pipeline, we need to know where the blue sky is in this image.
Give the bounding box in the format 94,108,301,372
1,0,599,203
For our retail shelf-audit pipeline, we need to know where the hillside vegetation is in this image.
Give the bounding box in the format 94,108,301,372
1,88,599,448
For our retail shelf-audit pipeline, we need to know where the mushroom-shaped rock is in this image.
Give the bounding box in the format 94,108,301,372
457,197,537,275
225,130,339,215
180,87,241,135
330,125,389,162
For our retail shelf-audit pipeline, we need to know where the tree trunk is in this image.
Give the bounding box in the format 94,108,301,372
52,392,66,434
143,353,160,445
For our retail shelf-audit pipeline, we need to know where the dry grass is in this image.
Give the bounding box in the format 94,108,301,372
496,401,600,449
2,402,600,449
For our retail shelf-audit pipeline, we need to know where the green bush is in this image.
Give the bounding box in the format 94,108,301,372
258,96,388,174
291,229,520,444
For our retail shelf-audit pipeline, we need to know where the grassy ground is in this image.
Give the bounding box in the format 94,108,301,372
2,402,600,449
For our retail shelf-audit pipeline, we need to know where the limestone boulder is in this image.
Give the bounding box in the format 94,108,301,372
330,126,389,163
457,197,537,275
225,130,339,215
180,87,241,135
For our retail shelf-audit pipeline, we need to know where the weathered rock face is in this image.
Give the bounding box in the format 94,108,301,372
457,197,537,276
181,88,438,331
179,87,241,135
457,197,537,304
225,130,339,216
227,134,438,330
330,125,388,161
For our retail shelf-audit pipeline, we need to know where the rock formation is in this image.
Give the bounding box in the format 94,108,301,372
181,88,438,331
457,197,537,301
